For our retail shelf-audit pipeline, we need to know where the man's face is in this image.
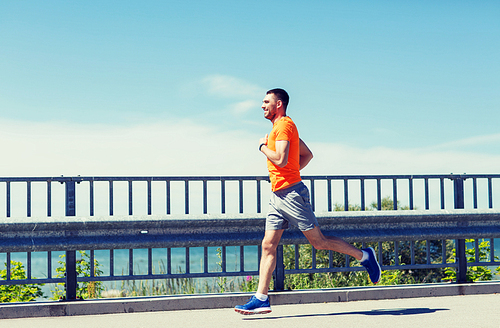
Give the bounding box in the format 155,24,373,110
262,93,278,121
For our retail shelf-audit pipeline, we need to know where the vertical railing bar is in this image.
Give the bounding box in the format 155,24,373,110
6,252,11,281
376,178,382,211
442,240,447,264
129,249,134,276
345,252,350,268
90,250,95,278
185,247,190,274
203,180,208,214
454,175,467,283
222,246,227,273
329,250,333,268
411,241,415,265
89,180,94,216
109,180,114,216
344,179,349,211
65,250,77,300
47,251,52,279
424,178,429,210
473,178,478,209
128,180,133,215
204,247,209,273
408,177,414,210
27,251,32,280
6,181,11,217
378,242,383,267
239,179,244,214
167,248,172,275
312,247,317,269
426,240,431,265
310,178,315,212
488,178,493,209
490,238,495,263
166,180,171,215
110,249,114,277
240,246,245,272
294,245,300,270
185,180,189,215
148,248,153,276
65,179,77,300
440,178,445,209
327,178,332,212
274,245,285,291
47,180,52,217
147,179,152,215
475,239,480,263
392,179,398,210
394,241,399,266
360,179,365,211
221,179,226,214
256,179,262,214
27,181,31,217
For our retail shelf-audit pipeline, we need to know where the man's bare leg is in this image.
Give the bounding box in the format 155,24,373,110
302,226,381,283
256,229,284,295
234,229,283,314
302,226,363,260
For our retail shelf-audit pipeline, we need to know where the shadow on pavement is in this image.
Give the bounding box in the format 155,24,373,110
242,307,449,320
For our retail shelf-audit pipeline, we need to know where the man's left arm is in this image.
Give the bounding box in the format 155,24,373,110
299,138,313,170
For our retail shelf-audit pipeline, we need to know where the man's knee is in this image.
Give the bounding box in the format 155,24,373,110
261,237,279,254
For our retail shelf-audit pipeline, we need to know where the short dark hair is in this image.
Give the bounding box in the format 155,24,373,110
266,88,289,111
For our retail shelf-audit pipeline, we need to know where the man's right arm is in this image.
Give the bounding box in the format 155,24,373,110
299,139,313,170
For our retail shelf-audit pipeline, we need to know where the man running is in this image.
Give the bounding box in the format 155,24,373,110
235,88,382,315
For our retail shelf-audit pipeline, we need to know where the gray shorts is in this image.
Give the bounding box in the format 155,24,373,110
266,182,319,231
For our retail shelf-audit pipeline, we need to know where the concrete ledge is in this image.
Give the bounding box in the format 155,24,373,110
1,281,499,319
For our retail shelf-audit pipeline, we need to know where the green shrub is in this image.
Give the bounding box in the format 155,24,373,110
0,261,43,302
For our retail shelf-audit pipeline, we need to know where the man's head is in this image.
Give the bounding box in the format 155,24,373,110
262,88,289,122
266,88,289,111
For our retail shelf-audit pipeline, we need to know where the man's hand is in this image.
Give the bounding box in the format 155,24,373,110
259,134,268,146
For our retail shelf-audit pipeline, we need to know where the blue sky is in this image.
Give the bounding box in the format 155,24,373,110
1,1,499,176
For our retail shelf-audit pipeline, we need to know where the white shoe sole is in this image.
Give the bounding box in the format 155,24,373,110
235,307,272,315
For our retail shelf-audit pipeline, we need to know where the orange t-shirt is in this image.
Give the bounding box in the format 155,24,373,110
266,116,301,191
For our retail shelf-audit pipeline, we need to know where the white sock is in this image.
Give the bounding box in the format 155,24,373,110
255,293,268,301
360,250,369,262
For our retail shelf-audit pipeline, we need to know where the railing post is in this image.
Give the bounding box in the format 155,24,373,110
453,175,467,283
65,180,78,300
273,245,285,291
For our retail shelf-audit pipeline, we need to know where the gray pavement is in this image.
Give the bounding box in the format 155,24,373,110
1,293,499,328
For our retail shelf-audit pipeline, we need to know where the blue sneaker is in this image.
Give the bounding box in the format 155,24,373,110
234,296,272,315
360,247,382,284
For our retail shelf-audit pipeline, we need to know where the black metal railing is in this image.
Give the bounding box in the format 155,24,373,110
1,174,499,301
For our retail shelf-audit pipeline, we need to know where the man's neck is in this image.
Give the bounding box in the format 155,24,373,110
272,114,286,125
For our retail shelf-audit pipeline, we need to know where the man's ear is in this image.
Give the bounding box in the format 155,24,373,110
276,100,283,110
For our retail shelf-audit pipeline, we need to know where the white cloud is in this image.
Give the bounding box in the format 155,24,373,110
0,119,498,178
201,75,264,99
0,119,264,177
305,143,500,175
424,133,500,151
231,100,260,115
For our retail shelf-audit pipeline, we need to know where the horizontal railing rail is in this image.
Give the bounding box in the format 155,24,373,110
2,210,500,251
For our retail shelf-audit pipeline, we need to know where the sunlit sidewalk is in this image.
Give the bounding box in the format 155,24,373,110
1,293,499,328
